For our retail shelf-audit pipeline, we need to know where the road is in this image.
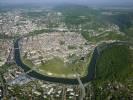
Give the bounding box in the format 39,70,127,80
76,74,85,100
14,37,99,85
14,37,128,85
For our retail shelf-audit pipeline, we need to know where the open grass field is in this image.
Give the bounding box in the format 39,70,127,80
22,54,91,78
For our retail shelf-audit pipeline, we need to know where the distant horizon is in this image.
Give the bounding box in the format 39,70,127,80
0,0,133,6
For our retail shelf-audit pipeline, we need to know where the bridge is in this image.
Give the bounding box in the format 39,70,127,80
76,74,85,100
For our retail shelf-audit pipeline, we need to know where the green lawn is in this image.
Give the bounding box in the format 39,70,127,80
81,31,130,43
39,57,88,77
22,55,91,78
40,58,74,75
22,58,34,68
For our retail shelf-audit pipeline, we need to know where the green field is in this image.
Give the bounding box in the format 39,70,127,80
22,55,91,78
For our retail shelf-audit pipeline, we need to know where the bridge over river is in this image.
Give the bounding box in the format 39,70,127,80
14,38,127,85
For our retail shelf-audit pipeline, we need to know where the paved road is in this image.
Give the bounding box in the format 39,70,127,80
14,37,99,85
14,37,127,85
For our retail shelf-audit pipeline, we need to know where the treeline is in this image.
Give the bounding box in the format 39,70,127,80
96,44,133,81
105,13,133,37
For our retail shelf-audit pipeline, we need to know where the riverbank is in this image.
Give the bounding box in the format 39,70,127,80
14,38,128,84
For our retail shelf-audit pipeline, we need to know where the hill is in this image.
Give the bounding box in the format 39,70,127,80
90,43,133,99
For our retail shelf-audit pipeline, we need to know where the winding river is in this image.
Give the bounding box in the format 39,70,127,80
15,38,126,85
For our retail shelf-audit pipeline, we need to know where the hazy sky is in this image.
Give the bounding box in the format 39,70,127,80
1,0,133,5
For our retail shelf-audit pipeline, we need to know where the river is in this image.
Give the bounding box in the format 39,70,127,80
14,38,100,85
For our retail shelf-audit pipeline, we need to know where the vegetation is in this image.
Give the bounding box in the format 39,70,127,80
1,4,133,99
22,57,34,68
91,44,133,99
40,58,75,76
105,12,133,37
7,81,45,100
22,55,91,78
55,5,133,43
96,44,133,81
0,34,13,39
0,64,10,74
81,31,129,42
67,45,77,49
25,11,47,18
55,5,103,29
29,29,54,36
